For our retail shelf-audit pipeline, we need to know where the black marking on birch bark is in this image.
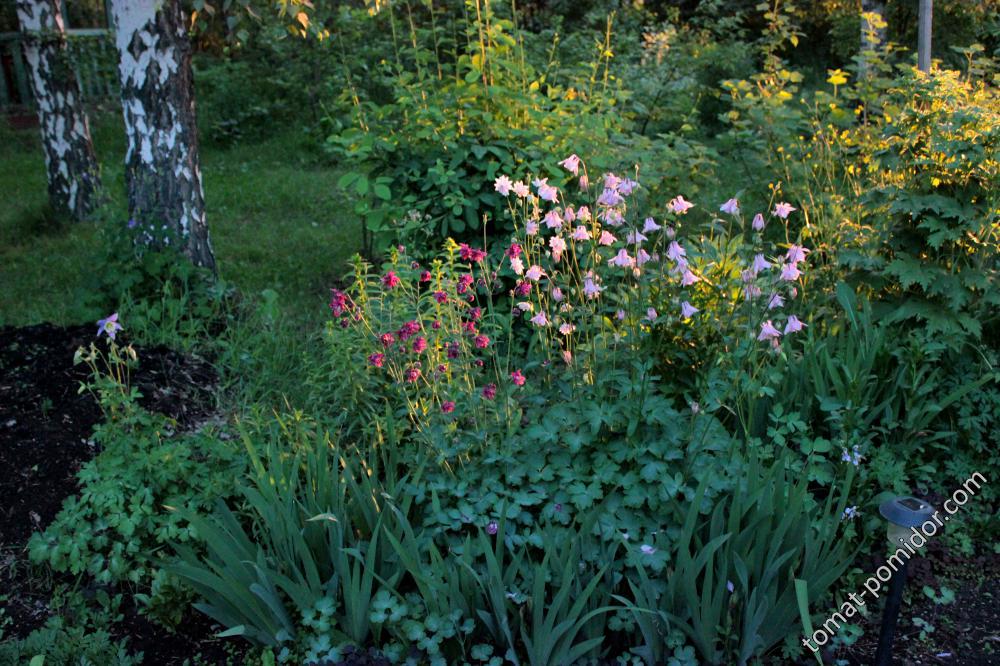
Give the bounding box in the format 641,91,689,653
111,0,216,272
16,0,102,221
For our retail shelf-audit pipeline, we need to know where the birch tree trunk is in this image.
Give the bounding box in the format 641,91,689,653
16,0,101,221
109,0,216,272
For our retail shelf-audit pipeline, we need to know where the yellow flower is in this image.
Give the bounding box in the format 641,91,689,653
826,69,849,87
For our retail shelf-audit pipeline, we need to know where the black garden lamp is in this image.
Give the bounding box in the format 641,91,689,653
874,496,936,666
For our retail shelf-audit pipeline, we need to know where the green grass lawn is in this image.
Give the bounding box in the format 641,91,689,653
0,110,358,327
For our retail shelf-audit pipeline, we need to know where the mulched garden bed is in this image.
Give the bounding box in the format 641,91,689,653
0,322,240,664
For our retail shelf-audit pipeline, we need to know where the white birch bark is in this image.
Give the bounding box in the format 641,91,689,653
16,0,101,220
110,0,216,271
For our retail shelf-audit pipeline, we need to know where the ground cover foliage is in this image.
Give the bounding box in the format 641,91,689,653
1,1,998,664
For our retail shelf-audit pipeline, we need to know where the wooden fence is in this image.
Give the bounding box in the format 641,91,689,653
1,28,118,110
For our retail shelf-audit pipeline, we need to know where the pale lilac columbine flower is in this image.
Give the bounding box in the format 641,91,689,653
494,175,513,196
97,313,123,340
602,208,624,226
525,220,539,236
510,256,525,275
524,265,544,281
643,217,661,233
752,213,766,231
486,520,499,535
636,248,652,266
559,153,581,175
741,269,756,284
780,263,801,282
530,312,549,327
743,285,762,300
549,236,567,262
551,287,564,302
842,506,859,521
626,230,648,244
603,173,622,190
773,202,797,219
669,195,694,214
583,277,603,299
640,544,657,555
786,245,810,264
665,226,676,239
127,219,138,229
726,580,735,593
767,293,784,310
842,445,863,466
608,249,635,268
720,198,740,215
751,254,771,274
616,309,626,321
681,270,700,286
646,308,658,322
784,315,806,334
512,181,530,198
598,230,617,246
667,241,686,261
559,322,576,335
758,320,782,341
680,301,699,318
571,225,591,241
618,178,639,196
576,206,592,221
543,210,563,229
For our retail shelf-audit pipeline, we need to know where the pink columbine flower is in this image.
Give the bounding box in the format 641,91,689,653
561,350,573,365
524,265,544,282
689,401,700,414
767,293,784,310
604,173,622,190
538,182,559,203
758,320,782,341
780,263,801,282
784,315,806,334
543,210,563,229
367,352,385,367
551,287,564,302
669,195,694,214
515,282,531,296
646,308,658,322
681,270,700,286
329,290,350,316
474,334,490,349
579,174,589,190
433,291,448,303
512,181,530,198
559,154,581,175
510,370,526,386
507,242,523,258
441,401,456,413
681,301,699,318
382,271,401,288
482,383,497,400
459,243,487,262
419,270,432,282
469,307,483,321
598,230,617,246
720,198,740,215
667,241,686,261
516,302,532,312
602,208,624,226
786,245,810,264
563,207,576,223
571,225,591,241
494,175,513,196
773,202,797,219
636,248,651,266
583,277,603,299
412,337,428,353
618,178,639,196
642,217,661,233
752,213,766,231
558,322,575,335
379,332,395,347
751,254,771,274
549,236,567,262
525,220,539,236
397,321,420,341
608,249,635,268
576,206,592,221
404,367,421,382
510,256,525,275
530,312,549,327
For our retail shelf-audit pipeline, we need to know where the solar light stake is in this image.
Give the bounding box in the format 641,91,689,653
874,496,936,666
